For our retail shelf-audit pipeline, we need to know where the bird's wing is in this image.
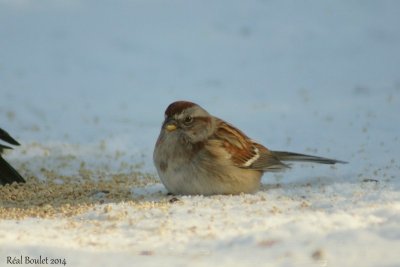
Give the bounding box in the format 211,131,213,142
211,120,288,171
0,128,20,146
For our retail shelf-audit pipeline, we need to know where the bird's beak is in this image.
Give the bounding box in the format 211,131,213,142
165,124,177,132
164,119,178,132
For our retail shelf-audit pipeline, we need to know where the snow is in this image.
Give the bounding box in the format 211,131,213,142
1,0,400,266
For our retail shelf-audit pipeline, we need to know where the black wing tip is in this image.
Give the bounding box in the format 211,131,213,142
0,156,26,186
0,128,20,146
0,129,25,186
0,144,13,150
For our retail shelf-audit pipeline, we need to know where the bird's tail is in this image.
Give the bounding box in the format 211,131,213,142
0,156,25,185
271,151,347,165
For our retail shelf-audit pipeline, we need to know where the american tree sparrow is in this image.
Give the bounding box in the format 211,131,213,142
154,101,345,195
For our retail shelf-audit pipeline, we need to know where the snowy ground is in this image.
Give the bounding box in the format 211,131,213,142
1,1,400,266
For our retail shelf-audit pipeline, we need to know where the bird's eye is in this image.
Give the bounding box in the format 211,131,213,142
183,116,193,125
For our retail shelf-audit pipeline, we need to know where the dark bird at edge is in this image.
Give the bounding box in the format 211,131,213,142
0,128,25,185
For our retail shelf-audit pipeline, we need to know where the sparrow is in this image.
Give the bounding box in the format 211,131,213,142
154,101,346,195
0,128,25,185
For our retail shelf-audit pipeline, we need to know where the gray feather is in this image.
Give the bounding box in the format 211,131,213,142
271,151,347,165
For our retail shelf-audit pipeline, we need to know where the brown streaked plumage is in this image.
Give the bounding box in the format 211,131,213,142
154,101,346,195
212,120,285,170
